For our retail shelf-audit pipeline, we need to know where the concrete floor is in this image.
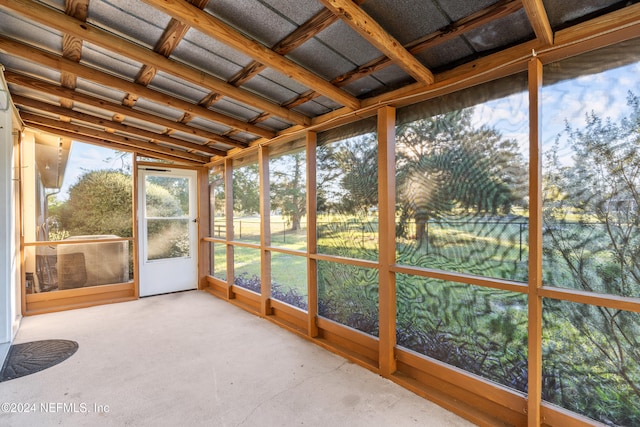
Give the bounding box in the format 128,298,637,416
0,291,475,427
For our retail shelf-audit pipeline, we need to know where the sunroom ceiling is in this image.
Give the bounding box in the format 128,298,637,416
0,0,638,165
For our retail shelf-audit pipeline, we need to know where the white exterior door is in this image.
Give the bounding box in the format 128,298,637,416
138,167,198,297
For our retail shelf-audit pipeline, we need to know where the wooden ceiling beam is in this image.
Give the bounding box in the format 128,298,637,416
0,0,310,127
13,95,227,157
4,71,243,149
122,0,210,107
334,0,524,87
283,0,522,109
319,0,434,86
522,0,553,45
228,8,339,88
59,0,89,108
141,0,360,111
200,2,369,126
0,35,269,141
21,112,210,164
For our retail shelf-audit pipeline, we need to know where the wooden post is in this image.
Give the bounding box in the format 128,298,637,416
259,145,272,316
527,57,544,427
378,106,397,376
306,131,319,337
225,157,235,300
132,154,140,299
197,166,210,290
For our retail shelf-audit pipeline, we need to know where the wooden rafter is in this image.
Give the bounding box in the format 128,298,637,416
12,95,227,157
21,112,210,163
122,0,210,108
195,7,342,133
59,0,89,109
283,0,523,108
227,8,340,89
522,0,553,45
334,0,524,87
0,0,311,127
319,0,435,85
0,35,268,142
4,71,241,150
140,0,361,111
192,1,371,134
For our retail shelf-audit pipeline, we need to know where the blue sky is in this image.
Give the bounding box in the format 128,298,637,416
58,143,132,200
57,57,639,201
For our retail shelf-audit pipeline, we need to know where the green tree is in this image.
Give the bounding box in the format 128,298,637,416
60,170,134,237
271,152,306,231
59,169,181,238
333,135,378,214
396,109,527,242
542,92,640,425
232,164,259,215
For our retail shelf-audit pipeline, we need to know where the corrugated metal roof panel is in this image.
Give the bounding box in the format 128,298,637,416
1,56,62,84
259,116,291,132
120,116,166,134
313,19,383,66
262,0,324,25
167,130,208,145
72,103,116,120
361,0,449,45
241,70,305,106
358,64,414,95
464,8,534,52
341,75,386,98
287,38,360,81
87,0,171,49
438,0,501,21
0,9,63,54
75,77,127,104
80,42,144,81
210,97,263,122
148,70,211,104
543,0,630,30
186,116,233,135
172,28,254,81
204,0,296,47
38,0,65,10
8,85,60,105
227,131,258,144
133,97,184,121
415,37,475,71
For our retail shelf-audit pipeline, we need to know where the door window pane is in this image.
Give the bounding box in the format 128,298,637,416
147,219,190,260
145,174,191,261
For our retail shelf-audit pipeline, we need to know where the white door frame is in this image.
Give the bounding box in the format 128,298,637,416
137,167,198,297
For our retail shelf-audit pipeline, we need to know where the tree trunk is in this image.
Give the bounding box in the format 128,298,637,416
291,215,300,231
415,217,427,243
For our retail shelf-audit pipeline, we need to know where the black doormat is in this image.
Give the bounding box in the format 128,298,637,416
0,340,78,382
